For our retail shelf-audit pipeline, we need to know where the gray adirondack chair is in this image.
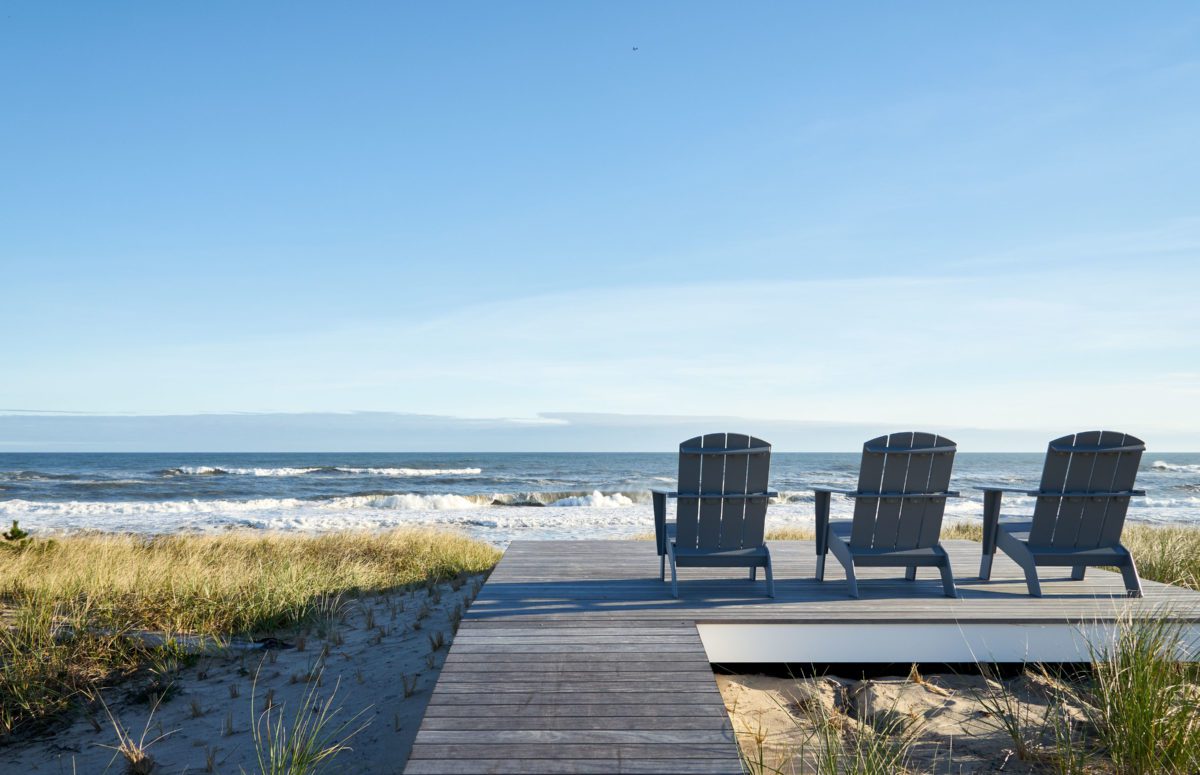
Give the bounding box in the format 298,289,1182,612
652,433,777,598
814,432,959,598
978,431,1146,597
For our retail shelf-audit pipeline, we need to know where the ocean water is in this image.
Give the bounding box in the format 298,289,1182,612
0,452,1196,544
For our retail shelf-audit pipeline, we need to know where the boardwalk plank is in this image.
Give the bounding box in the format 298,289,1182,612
419,716,733,731
423,704,729,719
426,691,719,706
406,759,741,774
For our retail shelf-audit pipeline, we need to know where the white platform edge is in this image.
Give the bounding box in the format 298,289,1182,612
697,621,1200,664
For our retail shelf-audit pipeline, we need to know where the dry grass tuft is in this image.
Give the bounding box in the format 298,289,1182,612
765,527,816,541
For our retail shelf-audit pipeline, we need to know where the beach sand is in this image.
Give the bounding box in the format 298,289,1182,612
718,671,1089,774
1,574,487,775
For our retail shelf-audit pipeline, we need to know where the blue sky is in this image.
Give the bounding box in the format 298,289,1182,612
2,3,1199,449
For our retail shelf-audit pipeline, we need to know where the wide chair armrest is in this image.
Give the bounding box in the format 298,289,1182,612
814,488,961,500
812,487,857,496
978,486,1041,496
1041,490,1146,498
977,486,1146,498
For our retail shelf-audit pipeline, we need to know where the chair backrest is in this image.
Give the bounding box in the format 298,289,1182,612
1027,431,1145,550
674,433,772,552
848,432,957,551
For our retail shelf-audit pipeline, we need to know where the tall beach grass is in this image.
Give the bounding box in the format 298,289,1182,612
0,528,500,741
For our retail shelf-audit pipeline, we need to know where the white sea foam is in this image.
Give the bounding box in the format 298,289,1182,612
548,491,635,508
166,466,482,477
333,493,485,510
0,495,818,543
773,491,815,504
1152,461,1200,473
334,467,482,476
0,484,1186,542
178,466,319,477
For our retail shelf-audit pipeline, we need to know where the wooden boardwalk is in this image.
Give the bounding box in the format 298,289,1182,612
405,540,1200,774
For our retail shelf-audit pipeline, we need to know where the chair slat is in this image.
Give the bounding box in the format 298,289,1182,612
915,434,955,548
1109,433,1144,493
850,436,888,548
719,433,750,549
696,433,728,550
872,432,913,550
1030,434,1073,545
741,436,771,548
1099,432,1144,546
895,432,935,550
1051,431,1101,548
1076,430,1123,550
675,436,703,549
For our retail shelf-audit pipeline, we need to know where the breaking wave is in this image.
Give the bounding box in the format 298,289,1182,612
159,466,483,477
1152,461,1200,473
547,491,635,507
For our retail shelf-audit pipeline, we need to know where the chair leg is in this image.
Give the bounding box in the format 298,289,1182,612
980,488,1001,581
904,566,917,581
815,553,826,581
996,530,1042,597
660,553,665,582
764,555,775,599
1022,566,1043,597
1121,552,1144,598
939,558,957,598
827,537,858,598
749,567,757,581
1070,565,1086,581
668,544,679,599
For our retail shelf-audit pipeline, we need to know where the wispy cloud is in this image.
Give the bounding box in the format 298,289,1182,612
952,217,1200,271
4,409,1193,452
5,263,1196,441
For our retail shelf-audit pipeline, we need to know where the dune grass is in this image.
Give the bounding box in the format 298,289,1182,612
0,528,500,741
1084,613,1200,774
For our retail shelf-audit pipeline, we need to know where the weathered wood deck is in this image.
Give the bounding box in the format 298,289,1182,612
405,540,1200,774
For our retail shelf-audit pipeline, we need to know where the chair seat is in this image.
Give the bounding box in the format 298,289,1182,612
828,521,949,566
670,543,769,567
999,521,1133,564
997,519,1035,537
